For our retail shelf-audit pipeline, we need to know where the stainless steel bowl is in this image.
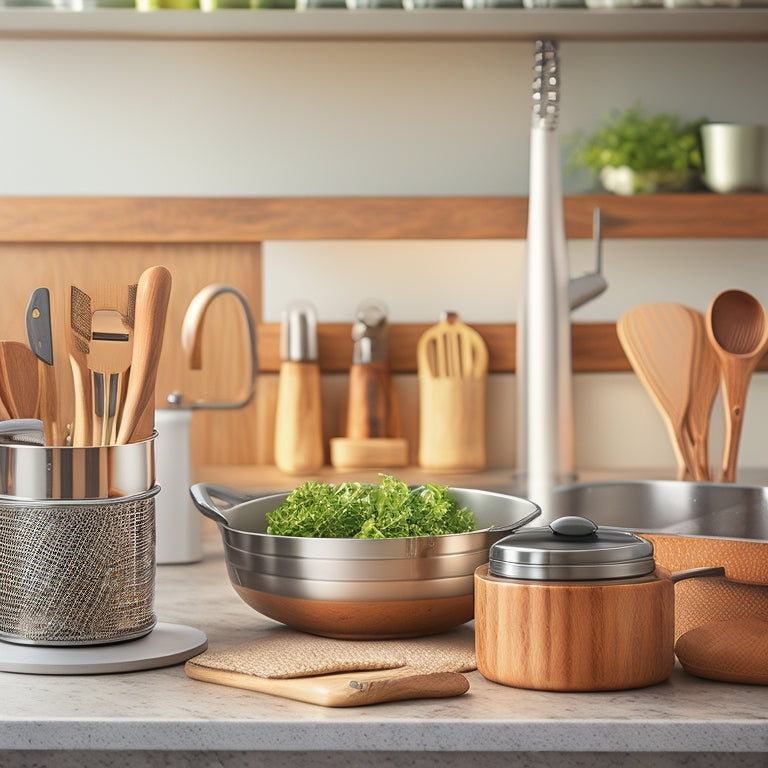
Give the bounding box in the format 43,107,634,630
191,483,541,639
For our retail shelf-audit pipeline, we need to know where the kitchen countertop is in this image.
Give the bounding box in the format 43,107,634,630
1,469,768,768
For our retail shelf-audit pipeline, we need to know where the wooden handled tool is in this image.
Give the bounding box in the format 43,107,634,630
417,311,488,471
682,306,720,482
274,360,324,474
25,287,61,445
706,289,768,483
273,301,324,474
0,342,41,422
116,266,172,444
617,303,698,480
330,301,407,469
67,285,94,446
88,308,134,445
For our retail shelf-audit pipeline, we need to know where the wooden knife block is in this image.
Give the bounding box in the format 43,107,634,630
330,363,408,469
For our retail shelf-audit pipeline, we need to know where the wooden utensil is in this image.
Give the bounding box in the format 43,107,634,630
706,289,768,483
0,342,41,421
681,307,720,482
273,301,324,474
116,266,172,444
417,311,488,470
617,303,697,480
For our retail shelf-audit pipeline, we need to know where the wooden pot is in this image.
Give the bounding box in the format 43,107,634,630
474,563,677,692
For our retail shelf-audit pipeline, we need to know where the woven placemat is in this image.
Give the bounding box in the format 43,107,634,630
188,624,476,679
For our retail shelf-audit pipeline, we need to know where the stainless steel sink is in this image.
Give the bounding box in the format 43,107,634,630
546,480,768,542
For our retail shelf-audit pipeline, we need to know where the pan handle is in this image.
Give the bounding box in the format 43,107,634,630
671,566,726,584
189,482,254,526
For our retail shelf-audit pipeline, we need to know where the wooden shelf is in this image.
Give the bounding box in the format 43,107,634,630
1,194,767,242
0,8,766,42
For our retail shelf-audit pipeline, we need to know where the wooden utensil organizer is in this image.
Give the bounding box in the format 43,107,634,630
0,194,766,470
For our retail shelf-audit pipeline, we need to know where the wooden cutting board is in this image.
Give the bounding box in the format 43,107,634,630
185,625,475,707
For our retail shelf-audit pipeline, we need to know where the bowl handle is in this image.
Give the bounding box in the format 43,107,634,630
189,482,254,526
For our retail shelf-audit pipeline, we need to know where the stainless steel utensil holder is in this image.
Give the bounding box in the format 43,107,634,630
0,439,157,646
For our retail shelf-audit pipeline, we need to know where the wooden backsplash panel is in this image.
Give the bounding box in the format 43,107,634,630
0,242,261,466
2,195,766,469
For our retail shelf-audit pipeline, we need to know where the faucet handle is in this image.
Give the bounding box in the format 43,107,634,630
570,207,608,310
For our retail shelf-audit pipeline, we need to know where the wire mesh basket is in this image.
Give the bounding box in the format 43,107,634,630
0,488,158,646
0,438,158,646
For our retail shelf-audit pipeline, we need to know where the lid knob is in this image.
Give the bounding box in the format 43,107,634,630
549,515,598,538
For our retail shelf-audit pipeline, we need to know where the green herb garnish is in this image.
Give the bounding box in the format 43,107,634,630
266,474,476,539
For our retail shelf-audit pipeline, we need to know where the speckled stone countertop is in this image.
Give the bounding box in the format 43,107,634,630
1,485,768,768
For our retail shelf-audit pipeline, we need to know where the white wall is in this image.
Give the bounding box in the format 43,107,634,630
1,34,767,476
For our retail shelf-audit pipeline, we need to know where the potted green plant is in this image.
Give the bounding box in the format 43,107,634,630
568,104,707,195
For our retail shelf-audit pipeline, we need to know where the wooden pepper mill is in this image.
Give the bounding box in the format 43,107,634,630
274,300,324,474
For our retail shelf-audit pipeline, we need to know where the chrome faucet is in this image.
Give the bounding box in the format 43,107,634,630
516,40,608,521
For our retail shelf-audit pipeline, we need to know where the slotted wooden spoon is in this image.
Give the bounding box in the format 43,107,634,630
617,303,698,480
705,289,768,483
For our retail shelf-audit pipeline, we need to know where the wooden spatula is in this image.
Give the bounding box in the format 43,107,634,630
417,312,488,470
617,303,698,480
682,306,720,482
418,311,488,380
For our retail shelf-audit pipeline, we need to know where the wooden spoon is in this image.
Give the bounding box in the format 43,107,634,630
705,289,768,483
617,303,698,480
116,266,172,444
682,307,721,482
